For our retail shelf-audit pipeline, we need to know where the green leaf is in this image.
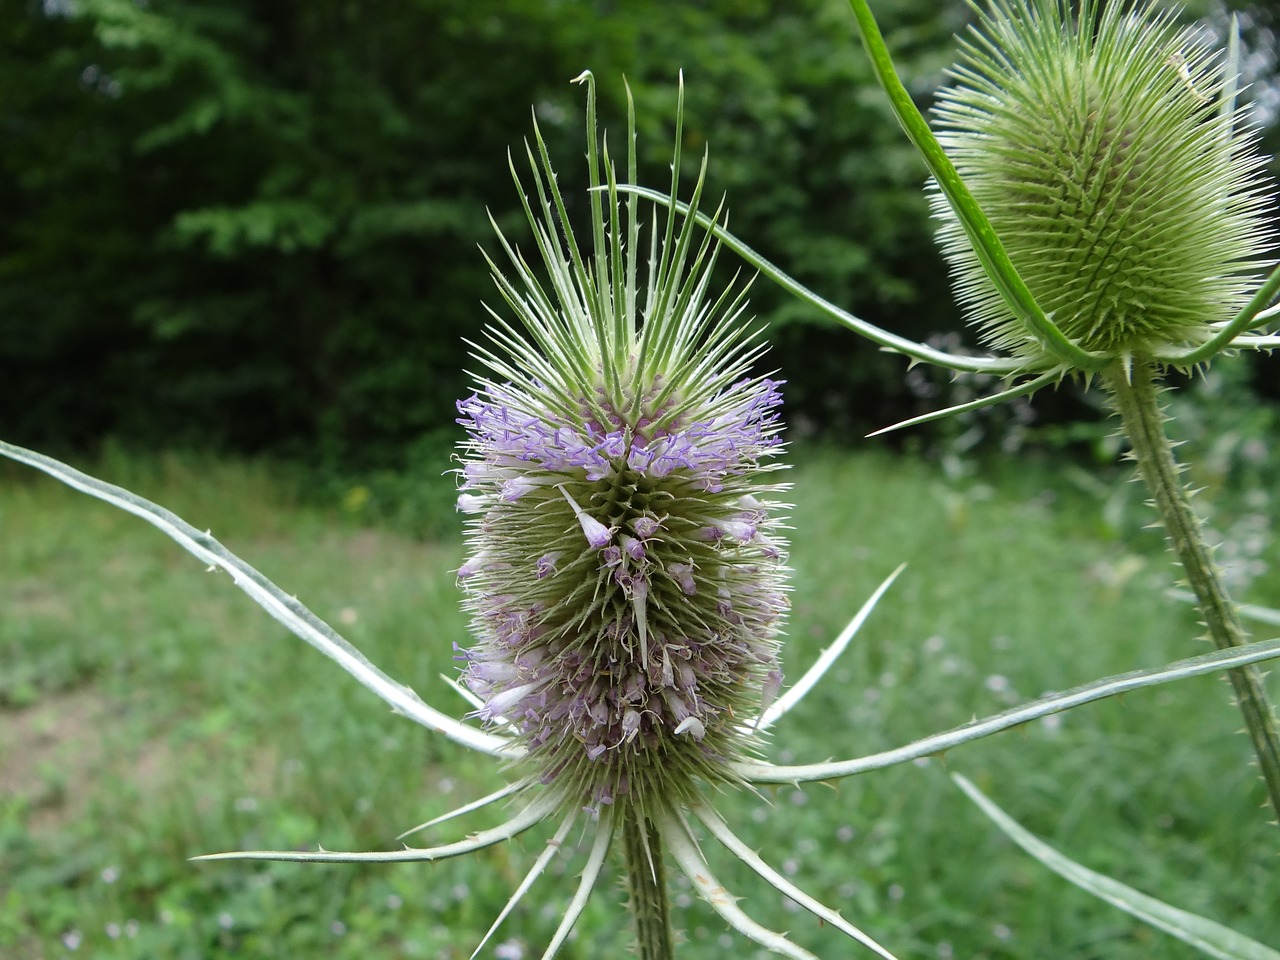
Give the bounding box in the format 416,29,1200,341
954,773,1280,960
738,635,1280,783
612,184,1025,376
0,439,511,758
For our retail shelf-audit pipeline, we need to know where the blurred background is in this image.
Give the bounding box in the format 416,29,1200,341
4,1,1280,958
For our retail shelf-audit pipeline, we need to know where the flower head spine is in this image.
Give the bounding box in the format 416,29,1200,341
454,74,789,821
931,0,1275,361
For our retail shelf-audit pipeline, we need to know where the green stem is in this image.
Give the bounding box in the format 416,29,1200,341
1105,362,1280,824
623,805,676,960
844,0,1106,373
1168,260,1280,365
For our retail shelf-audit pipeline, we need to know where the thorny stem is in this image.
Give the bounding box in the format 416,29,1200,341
623,805,676,960
1105,362,1280,824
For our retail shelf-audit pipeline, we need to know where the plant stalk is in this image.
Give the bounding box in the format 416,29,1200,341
622,806,676,960
1105,362,1280,823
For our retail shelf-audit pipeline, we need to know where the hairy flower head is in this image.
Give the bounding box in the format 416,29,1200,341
455,75,788,820
932,0,1274,361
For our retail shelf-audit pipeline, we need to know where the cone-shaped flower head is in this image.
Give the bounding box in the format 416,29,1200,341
932,0,1274,361
455,75,788,819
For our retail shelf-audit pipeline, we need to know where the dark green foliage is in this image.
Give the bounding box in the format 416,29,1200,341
1,0,1274,469
2,0,559,461
0,0,975,467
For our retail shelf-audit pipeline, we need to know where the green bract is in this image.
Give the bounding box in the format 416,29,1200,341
932,0,1274,361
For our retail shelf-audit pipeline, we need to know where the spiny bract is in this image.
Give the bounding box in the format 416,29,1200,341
454,75,789,819
933,0,1274,361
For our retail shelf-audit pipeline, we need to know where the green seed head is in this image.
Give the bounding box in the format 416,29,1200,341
933,0,1275,361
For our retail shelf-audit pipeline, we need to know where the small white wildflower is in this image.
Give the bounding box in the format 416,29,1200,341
984,674,1010,693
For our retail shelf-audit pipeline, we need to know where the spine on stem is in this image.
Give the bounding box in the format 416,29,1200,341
623,806,675,960
1105,362,1280,823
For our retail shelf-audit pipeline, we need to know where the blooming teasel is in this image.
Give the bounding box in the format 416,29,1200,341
440,69,901,959
452,72,790,825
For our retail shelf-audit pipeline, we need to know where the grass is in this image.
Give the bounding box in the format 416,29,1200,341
1,444,1277,959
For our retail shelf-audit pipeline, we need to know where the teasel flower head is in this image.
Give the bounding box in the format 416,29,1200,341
454,73,788,822
931,0,1275,364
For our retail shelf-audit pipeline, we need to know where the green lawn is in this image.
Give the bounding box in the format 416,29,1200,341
2,446,1277,959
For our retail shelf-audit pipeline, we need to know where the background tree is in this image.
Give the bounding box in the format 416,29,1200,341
1,0,1273,469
